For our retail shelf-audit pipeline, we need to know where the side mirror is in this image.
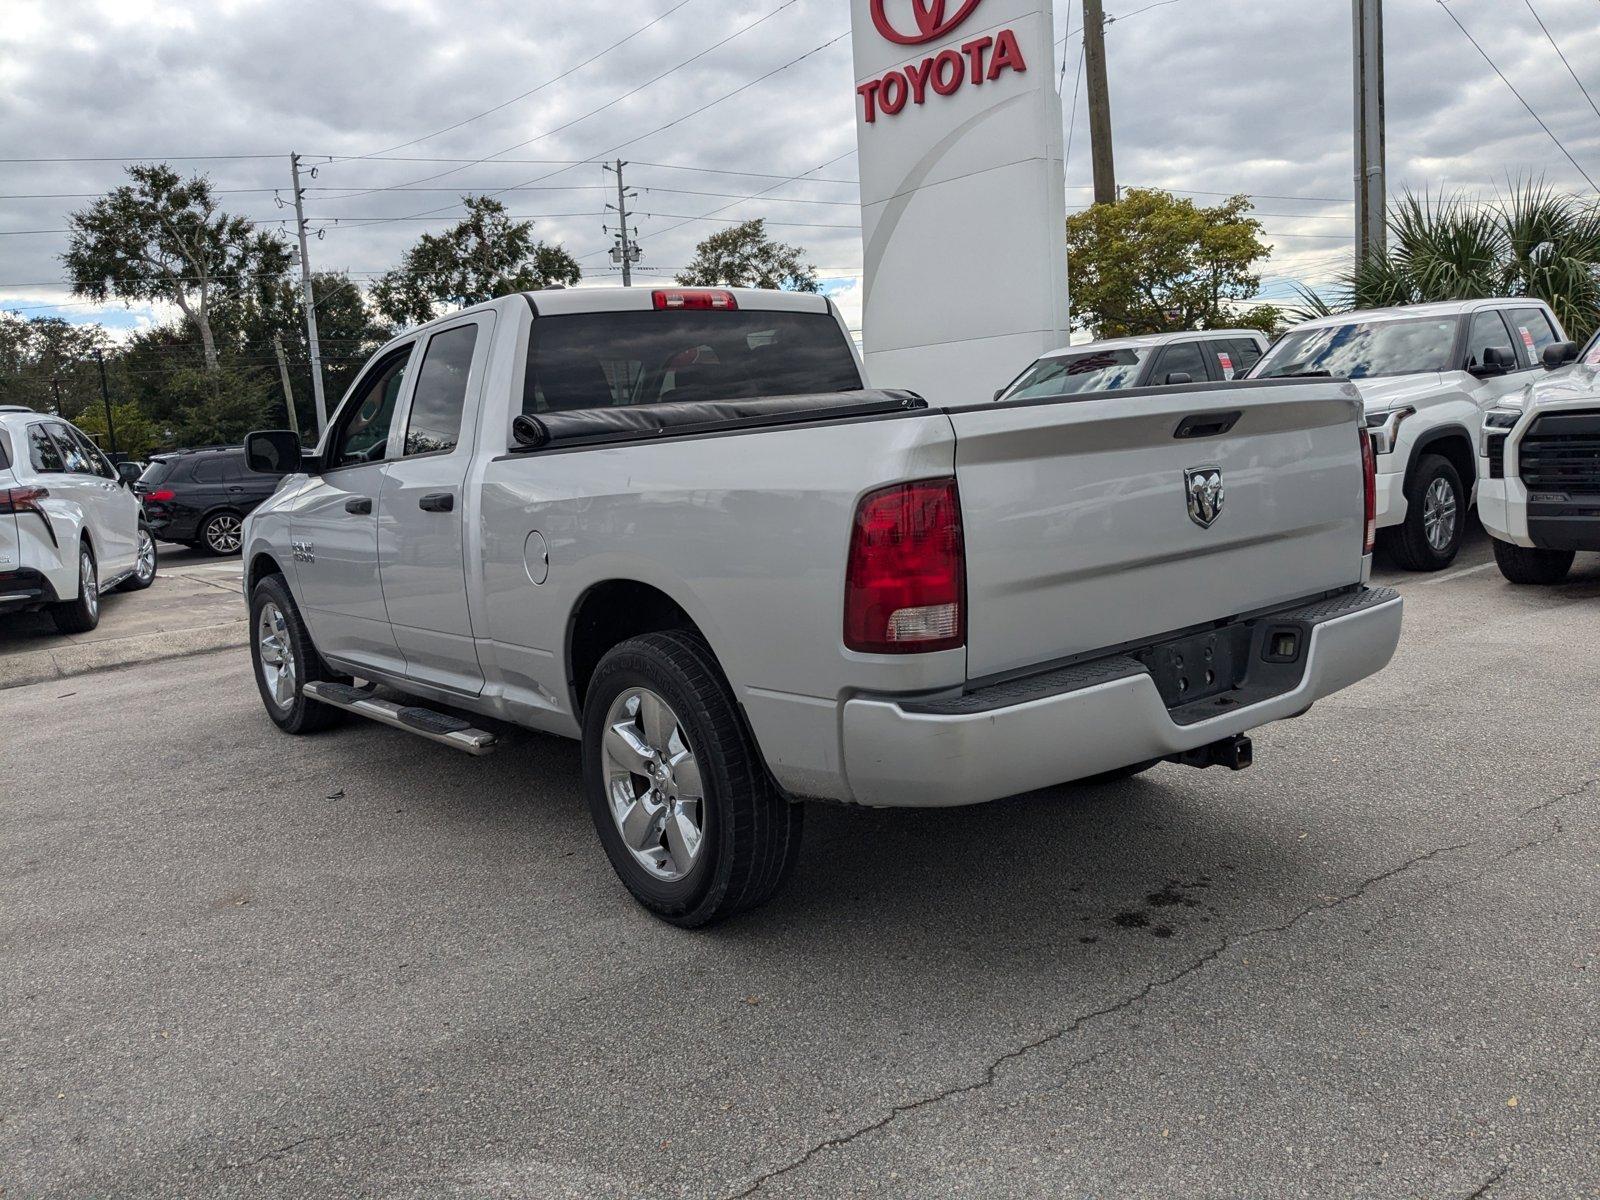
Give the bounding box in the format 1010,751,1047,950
245,429,310,475
993,387,1005,401
115,462,142,486
1542,340,1579,370
1165,372,1193,385
1469,346,1510,378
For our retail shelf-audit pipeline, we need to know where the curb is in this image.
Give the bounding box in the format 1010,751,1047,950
0,620,249,691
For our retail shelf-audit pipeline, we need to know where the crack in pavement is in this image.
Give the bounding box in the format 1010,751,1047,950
726,843,1472,1198
1462,1162,1509,1198
725,772,1598,1199
224,1122,385,1170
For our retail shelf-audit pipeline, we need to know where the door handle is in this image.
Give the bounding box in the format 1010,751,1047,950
344,497,372,515
418,493,454,513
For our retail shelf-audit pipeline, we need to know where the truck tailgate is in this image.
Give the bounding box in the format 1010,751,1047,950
948,381,1367,679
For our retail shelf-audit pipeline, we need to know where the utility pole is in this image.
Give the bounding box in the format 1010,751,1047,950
47,376,63,416
94,348,118,458
271,334,302,443
603,159,642,285
1083,0,1117,206
1353,0,1387,263
289,153,329,436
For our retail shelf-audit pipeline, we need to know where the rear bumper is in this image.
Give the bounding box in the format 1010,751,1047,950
839,587,1403,808
0,569,59,613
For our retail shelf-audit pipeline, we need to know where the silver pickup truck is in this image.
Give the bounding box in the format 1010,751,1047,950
241,286,1402,925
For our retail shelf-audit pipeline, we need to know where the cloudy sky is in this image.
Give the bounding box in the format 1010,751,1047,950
3,0,1598,339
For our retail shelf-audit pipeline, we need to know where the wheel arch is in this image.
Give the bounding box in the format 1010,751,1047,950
1405,424,1477,494
247,550,286,596
566,579,718,719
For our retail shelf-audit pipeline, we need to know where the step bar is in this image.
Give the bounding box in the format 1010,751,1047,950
302,681,499,755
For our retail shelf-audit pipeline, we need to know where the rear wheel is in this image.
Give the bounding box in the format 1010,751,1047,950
1387,454,1466,572
582,630,802,927
201,511,244,556
118,524,158,592
249,573,345,733
49,542,100,634
1491,538,1574,585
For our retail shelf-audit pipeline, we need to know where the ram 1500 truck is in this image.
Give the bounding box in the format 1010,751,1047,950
1478,330,1599,583
241,286,1402,926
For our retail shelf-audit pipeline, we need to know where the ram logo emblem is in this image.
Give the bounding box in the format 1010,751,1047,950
291,539,315,564
1184,466,1225,529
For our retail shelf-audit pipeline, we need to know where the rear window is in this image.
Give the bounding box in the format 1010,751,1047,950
138,460,175,487
521,310,861,414
1253,317,1458,379
1001,348,1148,400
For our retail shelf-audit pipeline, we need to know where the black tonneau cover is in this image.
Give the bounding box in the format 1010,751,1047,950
511,389,926,451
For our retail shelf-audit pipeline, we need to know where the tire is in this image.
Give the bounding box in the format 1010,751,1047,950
582,630,802,927
118,523,158,592
1386,454,1466,572
49,541,100,634
249,573,346,734
1491,537,1574,585
200,510,244,556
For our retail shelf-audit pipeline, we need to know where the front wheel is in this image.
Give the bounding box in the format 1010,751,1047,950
49,542,100,634
249,573,345,733
582,631,802,927
1491,538,1574,585
1386,454,1466,572
200,511,244,556
118,524,158,592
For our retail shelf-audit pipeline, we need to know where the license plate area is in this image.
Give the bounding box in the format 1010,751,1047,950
1135,625,1251,709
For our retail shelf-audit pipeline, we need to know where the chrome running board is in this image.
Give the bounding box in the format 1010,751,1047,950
302,681,498,755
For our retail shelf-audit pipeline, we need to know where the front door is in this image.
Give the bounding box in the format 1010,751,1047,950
1463,309,1535,416
292,342,415,676
46,421,136,577
378,314,493,695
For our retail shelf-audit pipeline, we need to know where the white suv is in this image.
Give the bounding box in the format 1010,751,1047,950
1250,299,1568,570
0,407,156,632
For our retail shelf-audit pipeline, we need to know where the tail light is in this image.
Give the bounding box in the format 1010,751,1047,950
0,486,49,514
652,288,737,311
142,488,176,503
1361,427,1377,554
844,478,965,654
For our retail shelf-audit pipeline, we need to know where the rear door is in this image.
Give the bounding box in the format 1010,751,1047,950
0,430,19,578
947,382,1367,678
62,423,139,571
45,421,133,576
292,341,415,675
377,314,492,695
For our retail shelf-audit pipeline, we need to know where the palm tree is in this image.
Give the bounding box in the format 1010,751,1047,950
1287,184,1600,341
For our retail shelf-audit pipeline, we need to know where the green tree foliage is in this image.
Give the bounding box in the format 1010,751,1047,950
1065,189,1281,336
63,164,294,373
675,219,819,291
71,400,161,462
1291,185,1600,342
0,313,109,417
372,196,581,325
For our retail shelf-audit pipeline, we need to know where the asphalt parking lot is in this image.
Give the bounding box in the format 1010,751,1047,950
3,532,1597,1199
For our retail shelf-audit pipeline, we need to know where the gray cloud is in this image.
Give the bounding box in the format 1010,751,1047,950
3,0,1597,330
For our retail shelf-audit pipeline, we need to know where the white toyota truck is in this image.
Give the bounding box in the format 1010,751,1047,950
1250,299,1570,571
240,286,1402,925
1478,329,1599,583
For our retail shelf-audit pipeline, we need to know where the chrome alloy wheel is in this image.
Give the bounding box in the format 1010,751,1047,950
1422,476,1458,552
134,528,156,583
206,513,243,553
80,548,98,617
601,687,706,882
256,602,298,710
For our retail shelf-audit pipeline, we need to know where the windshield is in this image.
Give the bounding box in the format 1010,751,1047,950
1001,348,1149,400
522,310,862,413
1252,317,1458,379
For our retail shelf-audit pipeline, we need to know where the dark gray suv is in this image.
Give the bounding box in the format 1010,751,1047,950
136,446,289,555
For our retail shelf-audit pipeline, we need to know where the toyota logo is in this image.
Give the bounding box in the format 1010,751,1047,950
869,0,984,45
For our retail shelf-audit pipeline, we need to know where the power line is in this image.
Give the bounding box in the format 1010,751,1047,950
1522,0,1600,123
1435,0,1599,191
327,0,699,165
323,0,807,208
0,153,281,164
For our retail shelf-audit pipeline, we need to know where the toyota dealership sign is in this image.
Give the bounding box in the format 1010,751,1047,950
850,0,1068,404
